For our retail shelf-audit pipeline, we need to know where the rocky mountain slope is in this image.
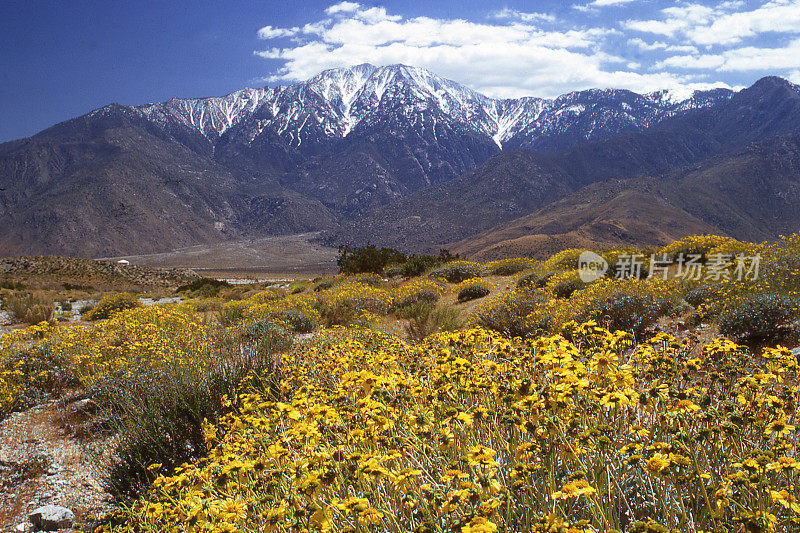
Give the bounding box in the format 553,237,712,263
328,76,800,252
2,64,798,258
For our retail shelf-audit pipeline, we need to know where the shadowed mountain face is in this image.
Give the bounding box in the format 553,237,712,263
327,76,800,252
1,64,798,259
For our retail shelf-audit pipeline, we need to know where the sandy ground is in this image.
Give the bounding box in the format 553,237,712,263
101,232,338,276
0,394,113,532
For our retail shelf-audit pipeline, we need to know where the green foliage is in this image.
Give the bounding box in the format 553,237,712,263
398,250,459,277
457,281,492,302
684,284,722,308
1,343,78,412
474,289,549,338
546,271,588,299
2,292,54,324
176,278,231,298
718,293,800,345
337,244,407,275
84,293,142,321
268,309,315,333
402,302,461,340
578,289,680,338
428,261,485,283
314,299,359,327
100,319,290,501
517,270,558,290
486,258,537,276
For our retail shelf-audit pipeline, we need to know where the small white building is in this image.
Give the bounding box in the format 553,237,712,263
117,259,130,266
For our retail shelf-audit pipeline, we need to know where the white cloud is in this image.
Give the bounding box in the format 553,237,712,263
689,0,800,45
325,2,359,15
657,39,800,72
492,8,556,23
254,2,729,98
628,38,698,54
590,0,636,6
257,25,299,39
624,0,800,45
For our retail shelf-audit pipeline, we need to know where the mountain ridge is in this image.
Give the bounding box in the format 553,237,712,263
1,65,798,259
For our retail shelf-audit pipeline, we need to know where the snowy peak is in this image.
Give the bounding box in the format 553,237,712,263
136,86,275,139
121,63,739,151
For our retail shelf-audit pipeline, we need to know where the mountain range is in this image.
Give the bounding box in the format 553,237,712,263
1,63,798,259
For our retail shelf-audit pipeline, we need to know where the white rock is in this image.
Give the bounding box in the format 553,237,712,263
28,505,74,531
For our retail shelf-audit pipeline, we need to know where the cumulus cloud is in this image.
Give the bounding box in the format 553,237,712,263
257,25,298,39
254,2,731,98
491,8,555,23
624,0,800,45
658,39,800,72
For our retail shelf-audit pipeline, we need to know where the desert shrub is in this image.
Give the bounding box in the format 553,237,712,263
313,279,336,292
474,289,550,338
541,248,585,271
718,293,800,345
517,270,558,289
268,309,315,333
220,300,249,326
384,266,404,278
393,279,445,309
320,281,392,314
397,250,459,278
659,235,732,261
574,280,681,338
428,261,485,283
485,257,537,276
84,293,141,321
101,319,290,501
402,302,460,340
175,278,231,298
759,254,800,293
456,278,492,302
545,270,588,298
2,292,54,324
684,284,722,308
0,279,25,290
314,299,358,327
337,244,406,274
1,343,78,412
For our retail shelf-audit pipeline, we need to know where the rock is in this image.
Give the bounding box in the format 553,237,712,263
67,398,97,419
28,505,74,531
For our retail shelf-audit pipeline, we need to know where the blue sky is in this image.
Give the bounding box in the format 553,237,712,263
2,0,800,142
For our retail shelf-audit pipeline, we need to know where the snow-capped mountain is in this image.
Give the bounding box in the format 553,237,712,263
127,64,734,151
6,66,799,259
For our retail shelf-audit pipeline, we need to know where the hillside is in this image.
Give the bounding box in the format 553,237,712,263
0,64,749,258
328,76,800,253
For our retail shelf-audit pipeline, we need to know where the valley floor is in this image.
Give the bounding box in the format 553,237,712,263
102,232,338,276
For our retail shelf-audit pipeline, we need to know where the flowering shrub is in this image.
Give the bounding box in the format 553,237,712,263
98,325,800,533
485,257,537,276
0,321,58,414
84,293,142,321
456,278,493,302
428,261,486,283
393,278,445,309
718,293,800,345
544,270,587,298
659,235,733,261
474,289,550,338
